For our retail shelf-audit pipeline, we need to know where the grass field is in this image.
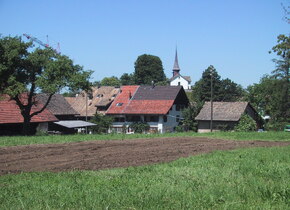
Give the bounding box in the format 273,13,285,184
0,131,289,147
1,145,289,209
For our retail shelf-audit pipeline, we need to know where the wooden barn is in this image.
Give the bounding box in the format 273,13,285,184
195,102,259,132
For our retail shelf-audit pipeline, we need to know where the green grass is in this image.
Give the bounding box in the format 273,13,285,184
1,146,290,209
0,131,289,147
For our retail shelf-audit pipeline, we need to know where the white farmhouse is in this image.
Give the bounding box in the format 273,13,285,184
106,85,189,134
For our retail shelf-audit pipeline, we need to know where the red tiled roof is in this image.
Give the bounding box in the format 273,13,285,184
0,95,58,124
106,86,139,114
106,86,177,115
124,100,174,114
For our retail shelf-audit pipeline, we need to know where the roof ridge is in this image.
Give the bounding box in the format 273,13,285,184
123,86,140,114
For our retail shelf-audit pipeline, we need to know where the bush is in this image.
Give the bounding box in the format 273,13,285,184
265,121,289,131
235,114,256,132
90,113,113,134
129,122,150,133
174,125,184,132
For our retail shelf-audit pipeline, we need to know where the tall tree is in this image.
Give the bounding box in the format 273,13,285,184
120,73,135,85
248,34,290,122
134,54,166,85
192,65,244,103
0,36,91,135
191,65,222,103
270,34,289,121
100,76,121,86
220,78,245,101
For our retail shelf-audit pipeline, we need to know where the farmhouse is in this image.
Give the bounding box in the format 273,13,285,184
0,94,58,135
65,86,120,119
195,101,259,133
169,49,191,90
106,85,189,133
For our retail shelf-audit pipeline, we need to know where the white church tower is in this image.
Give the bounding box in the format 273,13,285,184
169,49,191,90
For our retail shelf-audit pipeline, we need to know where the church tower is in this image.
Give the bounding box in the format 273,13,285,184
172,48,180,77
169,48,192,90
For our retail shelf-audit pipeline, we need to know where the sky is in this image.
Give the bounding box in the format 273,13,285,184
0,0,289,88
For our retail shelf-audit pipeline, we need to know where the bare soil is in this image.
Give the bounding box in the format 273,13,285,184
1,137,290,175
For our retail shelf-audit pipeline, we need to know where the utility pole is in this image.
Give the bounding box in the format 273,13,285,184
85,92,88,134
210,69,213,132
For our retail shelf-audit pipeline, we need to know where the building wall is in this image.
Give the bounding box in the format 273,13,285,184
109,104,184,134
170,76,191,90
197,120,237,133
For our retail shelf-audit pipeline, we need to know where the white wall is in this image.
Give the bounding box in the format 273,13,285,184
109,104,183,134
170,76,191,90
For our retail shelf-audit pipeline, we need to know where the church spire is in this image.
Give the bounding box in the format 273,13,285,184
172,48,180,76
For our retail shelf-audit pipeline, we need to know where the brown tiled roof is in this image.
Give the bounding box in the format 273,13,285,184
106,85,188,115
0,95,58,124
37,94,78,116
195,102,249,121
65,86,120,116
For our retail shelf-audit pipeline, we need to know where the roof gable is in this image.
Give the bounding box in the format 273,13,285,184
195,102,250,121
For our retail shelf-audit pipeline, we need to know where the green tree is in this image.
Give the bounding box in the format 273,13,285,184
270,34,290,121
181,102,203,132
134,54,166,85
248,34,290,124
220,78,245,101
192,65,221,102
120,73,135,85
0,36,91,135
100,76,121,86
90,113,113,134
192,65,244,103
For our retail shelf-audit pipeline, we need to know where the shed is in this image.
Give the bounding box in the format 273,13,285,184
195,102,259,132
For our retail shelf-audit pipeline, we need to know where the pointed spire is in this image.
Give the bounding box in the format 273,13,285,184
172,47,180,76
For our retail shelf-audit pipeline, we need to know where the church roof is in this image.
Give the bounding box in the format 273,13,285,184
169,74,191,83
173,48,180,71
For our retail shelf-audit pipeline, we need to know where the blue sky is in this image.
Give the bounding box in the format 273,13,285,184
0,0,289,87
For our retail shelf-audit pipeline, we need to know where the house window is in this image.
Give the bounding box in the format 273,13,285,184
176,115,180,122
163,116,167,123
116,103,123,107
176,104,180,111
178,82,181,86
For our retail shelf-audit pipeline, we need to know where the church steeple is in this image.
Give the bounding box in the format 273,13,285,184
172,48,180,76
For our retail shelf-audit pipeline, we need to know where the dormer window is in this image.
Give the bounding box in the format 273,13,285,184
116,103,123,107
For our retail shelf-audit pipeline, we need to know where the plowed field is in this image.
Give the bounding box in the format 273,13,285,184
1,137,290,175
